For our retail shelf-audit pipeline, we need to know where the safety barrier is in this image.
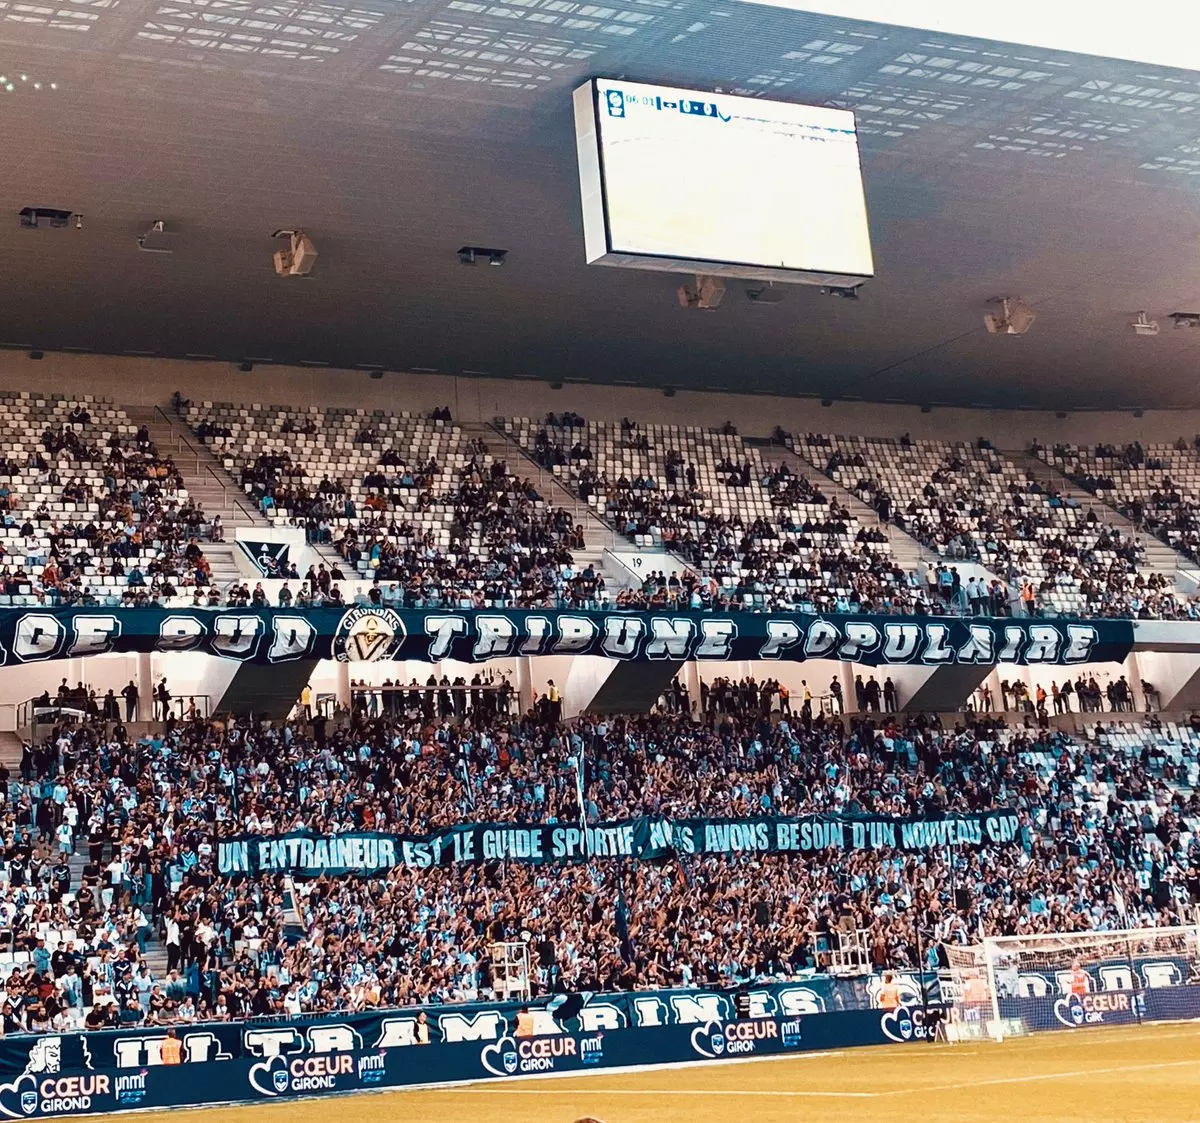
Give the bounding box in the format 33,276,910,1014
0,1008,938,1119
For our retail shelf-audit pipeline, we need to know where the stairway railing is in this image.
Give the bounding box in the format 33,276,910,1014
480,421,622,554
154,404,262,524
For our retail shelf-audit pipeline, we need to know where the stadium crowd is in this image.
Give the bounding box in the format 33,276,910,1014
0,693,1195,1030
528,419,933,616
1039,438,1200,575
203,412,601,610
1,412,225,609
5,395,1200,620
335,450,593,610
808,433,1196,621
518,417,1200,620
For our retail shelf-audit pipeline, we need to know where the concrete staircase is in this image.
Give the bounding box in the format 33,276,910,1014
140,939,170,977
1007,449,1185,583
777,440,950,578
123,405,271,589
469,422,637,592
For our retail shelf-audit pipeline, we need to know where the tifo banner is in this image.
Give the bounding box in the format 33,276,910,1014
0,606,1132,667
215,810,1021,876
0,978,938,1076
0,1009,939,1118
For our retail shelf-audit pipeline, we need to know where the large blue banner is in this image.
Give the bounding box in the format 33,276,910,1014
999,984,1200,1031
215,810,1021,877
0,979,929,1076
979,949,1200,1032
2,972,1194,1116
0,1009,939,1119
0,606,1131,667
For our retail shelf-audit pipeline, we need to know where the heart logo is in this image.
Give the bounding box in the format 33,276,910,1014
479,1037,519,1077
1053,995,1085,1027
248,1056,290,1097
689,1022,726,1059
879,1006,915,1043
0,1076,39,1120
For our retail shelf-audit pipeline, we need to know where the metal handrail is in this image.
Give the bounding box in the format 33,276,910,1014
203,463,228,509
161,694,212,720
154,404,260,523
483,421,622,554
153,403,202,475
211,467,261,523
16,692,212,727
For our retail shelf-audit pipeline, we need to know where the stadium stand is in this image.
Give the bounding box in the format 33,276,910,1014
0,394,221,608
0,705,1196,1028
501,415,928,614
499,415,1199,619
2,387,1196,1039
796,433,1191,619
13,3,1200,1105
3,388,1198,631
181,401,605,609
1035,438,1200,571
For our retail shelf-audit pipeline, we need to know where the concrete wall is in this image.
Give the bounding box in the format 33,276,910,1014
1,349,1198,450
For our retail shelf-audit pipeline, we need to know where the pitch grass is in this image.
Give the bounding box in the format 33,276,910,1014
76,1021,1200,1123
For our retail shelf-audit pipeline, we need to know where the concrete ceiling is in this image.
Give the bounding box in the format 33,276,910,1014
3,2,1200,407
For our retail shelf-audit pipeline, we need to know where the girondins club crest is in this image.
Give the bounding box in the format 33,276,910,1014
333,608,406,662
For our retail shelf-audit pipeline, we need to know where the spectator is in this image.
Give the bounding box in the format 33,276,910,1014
122,680,139,722
155,677,170,721
0,704,1192,1020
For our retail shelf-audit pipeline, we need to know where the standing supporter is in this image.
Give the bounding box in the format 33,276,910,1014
122,680,139,722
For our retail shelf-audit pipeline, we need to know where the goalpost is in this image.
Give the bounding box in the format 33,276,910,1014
943,925,1200,1040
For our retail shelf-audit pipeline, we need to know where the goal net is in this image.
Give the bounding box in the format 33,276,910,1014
943,926,1200,1038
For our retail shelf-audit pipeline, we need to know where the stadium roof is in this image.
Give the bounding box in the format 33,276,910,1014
2,3,1200,409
